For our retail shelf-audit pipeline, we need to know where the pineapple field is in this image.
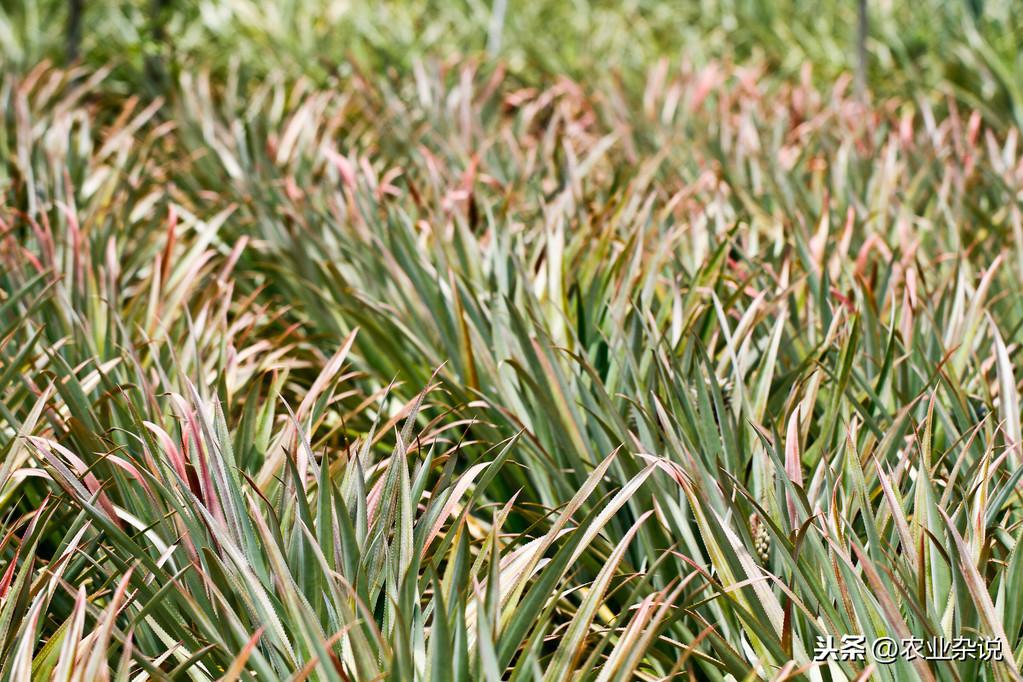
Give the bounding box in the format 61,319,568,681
1,1,1023,680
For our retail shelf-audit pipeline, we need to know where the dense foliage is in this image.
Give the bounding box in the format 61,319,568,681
2,1,1023,680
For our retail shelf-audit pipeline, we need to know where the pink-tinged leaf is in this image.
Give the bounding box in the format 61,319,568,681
28,438,122,529
991,316,1021,469
785,404,804,527
873,460,918,568
938,509,1022,680
168,393,222,524
222,627,265,682
143,421,190,488
365,468,386,527
106,454,154,498
423,461,490,554
848,543,936,682
323,147,357,188
0,510,30,598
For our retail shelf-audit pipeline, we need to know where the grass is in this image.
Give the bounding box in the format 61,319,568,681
2,1,1023,680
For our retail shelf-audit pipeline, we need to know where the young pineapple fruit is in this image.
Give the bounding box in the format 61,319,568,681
749,512,771,564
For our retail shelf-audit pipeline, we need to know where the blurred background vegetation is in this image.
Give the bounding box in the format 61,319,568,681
1,0,1021,126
